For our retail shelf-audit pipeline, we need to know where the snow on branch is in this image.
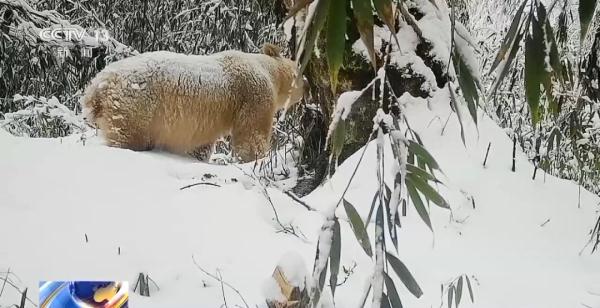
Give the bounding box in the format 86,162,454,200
0,0,134,57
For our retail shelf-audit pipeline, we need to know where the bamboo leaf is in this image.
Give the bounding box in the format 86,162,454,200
524,10,546,126
331,119,347,161
456,276,463,307
384,272,404,308
352,0,376,71
579,0,598,44
327,0,347,92
314,258,328,307
365,191,378,228
490,0,528,73
343,199,373,257
548,127,557,153
329,218,341,296
382,294,392,308
490,16,528,94
408,140,441,171
358,282,372,308
407,173,449,209
406,182,432,231
453,49,480,125
465,276,474,303
373,0,401,50
297,0,331,76
386,252,423,298
373,0,395,32
387,201,399,252
448,285,454,308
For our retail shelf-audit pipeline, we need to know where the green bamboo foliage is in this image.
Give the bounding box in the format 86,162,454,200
489,0,573,126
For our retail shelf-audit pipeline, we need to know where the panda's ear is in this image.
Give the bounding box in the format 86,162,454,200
262,43,281,57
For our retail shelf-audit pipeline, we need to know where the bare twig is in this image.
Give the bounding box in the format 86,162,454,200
0,275,37,307
483,142,491,167
540,219,551,227
191,255,250,308
0,267,9,298
217,270,228,308
232,165,304,237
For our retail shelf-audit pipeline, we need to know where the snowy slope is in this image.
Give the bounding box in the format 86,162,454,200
1,91,599,308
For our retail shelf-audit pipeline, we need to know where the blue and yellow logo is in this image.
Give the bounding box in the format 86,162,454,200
39,281,128,308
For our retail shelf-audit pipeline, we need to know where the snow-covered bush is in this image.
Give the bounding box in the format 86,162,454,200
284,0,478,305
467,0,600,195
0,95,85,138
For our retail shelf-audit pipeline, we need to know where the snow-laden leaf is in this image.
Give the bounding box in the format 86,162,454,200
524,10,546,126
343,199,373,257
490,0,528,73
407,183,432,231
386,252,423,298
579,0,598,44
385,186,399,252
466,276,474,303
406,173,449,209
384,272,403,308
352,0,376,71
449,85,467,146
313,258,328,307
327,0,346,92
329,218,341,297
297,0,330,75
373,203,385,307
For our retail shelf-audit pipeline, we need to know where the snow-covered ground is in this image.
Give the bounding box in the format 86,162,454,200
1,91,599,307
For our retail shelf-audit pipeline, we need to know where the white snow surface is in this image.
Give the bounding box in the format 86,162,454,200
1,90,599,307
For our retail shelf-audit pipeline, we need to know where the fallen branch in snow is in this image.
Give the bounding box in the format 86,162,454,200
262,188,304,238
232,165,305,238
283,190,316,211
0,271,37,307
191,255,250,308
180,182,222,190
